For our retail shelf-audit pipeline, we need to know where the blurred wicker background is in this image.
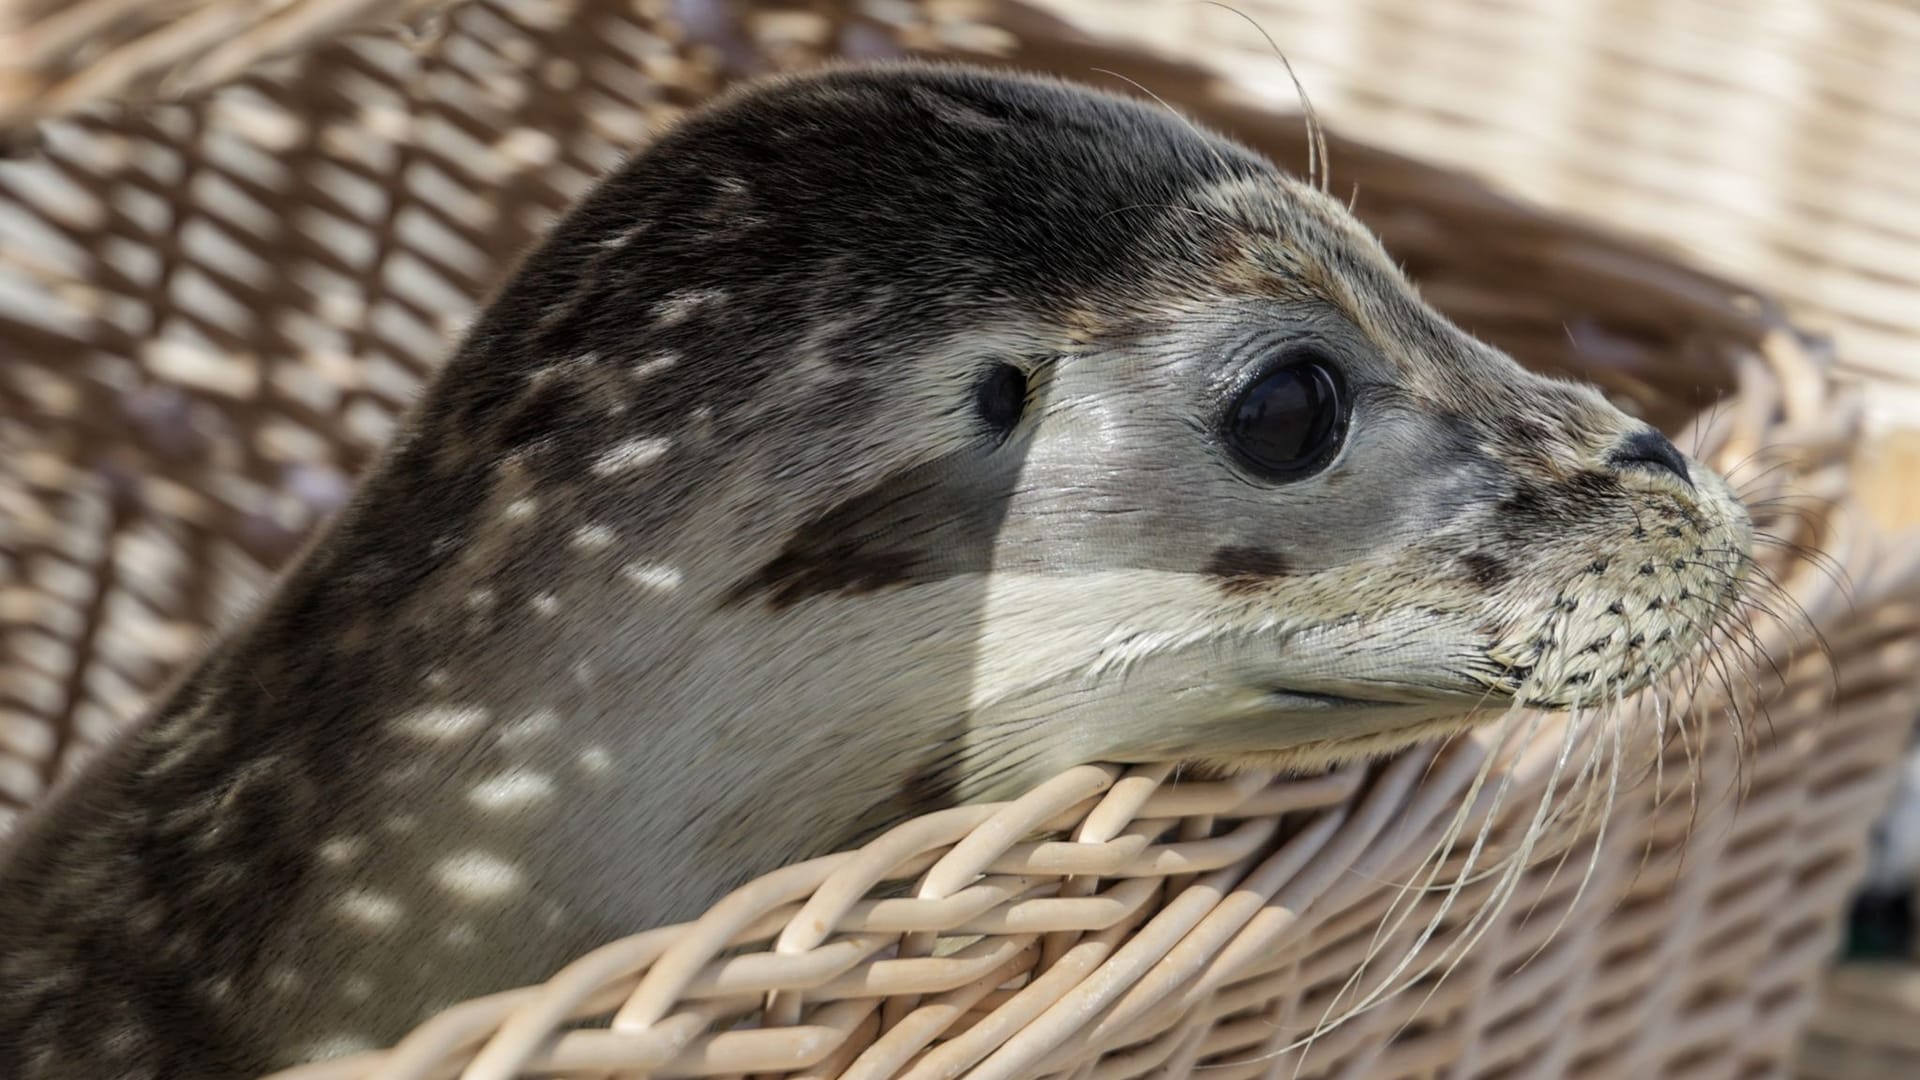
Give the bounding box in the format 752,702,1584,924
11,0,1916,423
0,0,1918,1077
1035,0,1920,438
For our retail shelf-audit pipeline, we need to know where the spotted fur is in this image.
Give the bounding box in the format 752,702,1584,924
0,62,1750,1076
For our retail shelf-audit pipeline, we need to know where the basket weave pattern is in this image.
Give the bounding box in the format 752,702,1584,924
1,2,1918,1078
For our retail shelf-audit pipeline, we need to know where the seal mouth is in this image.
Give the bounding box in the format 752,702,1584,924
1263,686,1410,710
1262,677,1521,720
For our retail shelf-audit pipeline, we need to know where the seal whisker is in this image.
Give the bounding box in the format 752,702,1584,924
1669,674,1708,873
1631,686,1681,891
1383,698,1595,1049
1716,446,1791,489
1292,706,1549,1063
1698,540,1827,617
1745,531,1857,607
1671,610,1760,804
1235,712,1520,1074
1676,577,1778,675
1444,706,1607,896
1740,491,1843,521
1746,521,1855,593
1709,651,1756,801
1677,578,1789,736
1087,68,1236,179
1535,701,1614,847
1678,399,1722,464
1194,0,1331,193
1743,554,1846,680
1661,624,1743,875
1684,579,1791,708
1570,693,1627,922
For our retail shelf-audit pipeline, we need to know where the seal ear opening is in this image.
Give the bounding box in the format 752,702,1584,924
975,362,1029,440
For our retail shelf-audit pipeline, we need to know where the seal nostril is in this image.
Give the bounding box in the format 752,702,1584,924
1608,429,1692,487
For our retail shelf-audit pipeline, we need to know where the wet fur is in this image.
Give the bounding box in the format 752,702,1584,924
0,63,1750,1076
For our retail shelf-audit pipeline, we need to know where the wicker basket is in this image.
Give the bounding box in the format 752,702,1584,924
3,2,1919,1078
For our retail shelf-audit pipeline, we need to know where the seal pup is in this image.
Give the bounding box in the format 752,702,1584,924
0,62,1751,1076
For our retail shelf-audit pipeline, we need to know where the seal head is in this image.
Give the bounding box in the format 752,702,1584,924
0,62,1751,1076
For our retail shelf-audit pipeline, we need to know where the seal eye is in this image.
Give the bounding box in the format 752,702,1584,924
975,363,1027,438
1224,358,1348,480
